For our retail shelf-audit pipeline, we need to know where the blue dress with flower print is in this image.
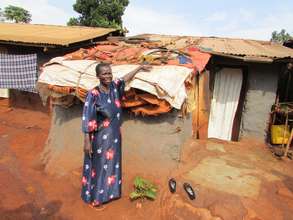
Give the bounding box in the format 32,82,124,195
81,79,125,206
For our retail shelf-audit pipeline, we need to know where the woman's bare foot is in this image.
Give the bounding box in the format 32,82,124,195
89,203,106,211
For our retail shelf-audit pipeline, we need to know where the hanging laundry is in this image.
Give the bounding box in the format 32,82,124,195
0,53,37,92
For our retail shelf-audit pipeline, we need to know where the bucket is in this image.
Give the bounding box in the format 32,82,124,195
271,125,290,145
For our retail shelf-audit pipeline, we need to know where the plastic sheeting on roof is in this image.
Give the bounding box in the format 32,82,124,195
38,58,192,109
63,43,211,73
37,39,210,115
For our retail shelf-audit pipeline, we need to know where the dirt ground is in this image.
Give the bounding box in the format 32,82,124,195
0,104,293,220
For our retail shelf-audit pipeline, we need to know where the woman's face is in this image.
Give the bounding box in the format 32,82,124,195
97,66,113,86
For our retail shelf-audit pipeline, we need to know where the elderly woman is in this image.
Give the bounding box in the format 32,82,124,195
81,63,151,208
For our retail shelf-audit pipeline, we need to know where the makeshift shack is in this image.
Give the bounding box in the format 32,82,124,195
37,39,210,175
37,35,293,176
0,22,118,110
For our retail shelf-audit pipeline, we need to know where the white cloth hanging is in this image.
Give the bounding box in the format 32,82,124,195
208,68,243,140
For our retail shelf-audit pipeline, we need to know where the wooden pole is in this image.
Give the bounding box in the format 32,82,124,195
272,96,279,125
196,74,200,139
283,129,293,158
281,111,289,149
192,74,199,139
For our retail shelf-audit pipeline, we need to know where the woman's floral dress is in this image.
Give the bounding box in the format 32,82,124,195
81,79,125,206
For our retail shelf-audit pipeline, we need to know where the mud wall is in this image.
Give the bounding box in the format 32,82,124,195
41,105,192,176
9,90,49,112
240,63,279,140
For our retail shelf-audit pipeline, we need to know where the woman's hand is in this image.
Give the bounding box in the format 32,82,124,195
84,134,92,157
122,64,152,82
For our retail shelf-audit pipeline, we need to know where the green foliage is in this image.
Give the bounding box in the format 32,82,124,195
4,5,31,23
67,0,129,29
271,29,292,44
67,17,79,26
129,176,157,201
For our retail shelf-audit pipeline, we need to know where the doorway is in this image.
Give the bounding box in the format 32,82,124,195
208,67,243,141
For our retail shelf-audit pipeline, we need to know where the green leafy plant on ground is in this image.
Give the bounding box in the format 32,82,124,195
129,176,157,201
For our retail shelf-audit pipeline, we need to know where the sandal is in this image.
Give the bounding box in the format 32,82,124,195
168,178,176,193
183,183,196,200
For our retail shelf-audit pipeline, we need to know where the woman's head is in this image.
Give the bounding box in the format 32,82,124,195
95,63,113,86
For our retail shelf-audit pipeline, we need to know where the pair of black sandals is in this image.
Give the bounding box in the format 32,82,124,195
168,178,196,200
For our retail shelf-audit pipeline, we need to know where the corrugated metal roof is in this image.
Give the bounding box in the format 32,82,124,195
0,23,116,46
137,34,293,61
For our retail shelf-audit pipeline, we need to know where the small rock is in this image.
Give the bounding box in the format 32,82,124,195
277,186,293,199
1,134,8,138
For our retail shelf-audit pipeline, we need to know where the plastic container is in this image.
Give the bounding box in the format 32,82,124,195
271,125,290,144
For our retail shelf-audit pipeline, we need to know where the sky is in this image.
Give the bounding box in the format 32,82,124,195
0,0,293,40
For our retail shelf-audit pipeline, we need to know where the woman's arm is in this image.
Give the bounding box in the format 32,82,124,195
84,133,92,157
122,64,152,82
82,90,97,157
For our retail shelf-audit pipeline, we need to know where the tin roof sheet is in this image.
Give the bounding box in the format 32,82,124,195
0,23,116,46
138,34,293,60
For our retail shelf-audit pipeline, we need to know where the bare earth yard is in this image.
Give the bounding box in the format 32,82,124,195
0,105,293,220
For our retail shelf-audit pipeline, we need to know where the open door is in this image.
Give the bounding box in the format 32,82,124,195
208,68,243,141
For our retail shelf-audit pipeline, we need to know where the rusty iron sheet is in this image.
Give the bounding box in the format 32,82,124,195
0,23,116,46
